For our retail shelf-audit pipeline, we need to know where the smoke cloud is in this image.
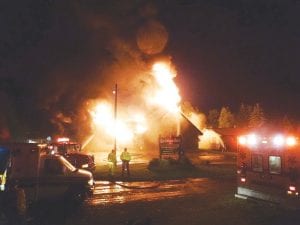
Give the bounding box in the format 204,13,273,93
0,1,171,144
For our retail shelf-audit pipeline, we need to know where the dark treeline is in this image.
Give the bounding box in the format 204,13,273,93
206,103,298,132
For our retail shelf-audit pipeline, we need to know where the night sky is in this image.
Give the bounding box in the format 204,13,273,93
0,0,299,139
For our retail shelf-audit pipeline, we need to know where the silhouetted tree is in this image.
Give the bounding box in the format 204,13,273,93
236,103,253,128
281,115,294,132
207,109,219,128
218,107,235,128
249,103,266,128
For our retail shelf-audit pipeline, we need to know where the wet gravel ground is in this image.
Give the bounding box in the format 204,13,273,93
3,152,300,225
88,178,218,205
24,179,232,225
22,178,300,225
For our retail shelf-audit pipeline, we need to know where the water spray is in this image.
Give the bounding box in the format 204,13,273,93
81,134,95,150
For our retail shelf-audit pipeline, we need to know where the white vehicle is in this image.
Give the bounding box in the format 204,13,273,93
0,142,94,204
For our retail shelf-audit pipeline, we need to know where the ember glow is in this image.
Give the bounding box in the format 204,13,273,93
90,101,147,145
149,62,181,113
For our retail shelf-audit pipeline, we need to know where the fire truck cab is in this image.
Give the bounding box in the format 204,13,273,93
47,137,96,173
235,129,300,208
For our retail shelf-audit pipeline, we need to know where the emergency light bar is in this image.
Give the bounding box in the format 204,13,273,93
238,134,297,148
57,137,70,143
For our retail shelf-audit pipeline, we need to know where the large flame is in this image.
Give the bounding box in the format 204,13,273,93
90,101,147,145
88,61,182,151
149,62,181,113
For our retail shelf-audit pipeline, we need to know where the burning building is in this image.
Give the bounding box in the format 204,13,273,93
0,1,213,165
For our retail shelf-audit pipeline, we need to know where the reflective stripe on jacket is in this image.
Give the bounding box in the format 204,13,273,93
120,152,131,161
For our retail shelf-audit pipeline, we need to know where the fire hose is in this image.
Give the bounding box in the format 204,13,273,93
109,181,160,189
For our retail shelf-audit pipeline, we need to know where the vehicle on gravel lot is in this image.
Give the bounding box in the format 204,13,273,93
48,137,96,173
0,142,94,204
236,129,300,208
65,152,96,173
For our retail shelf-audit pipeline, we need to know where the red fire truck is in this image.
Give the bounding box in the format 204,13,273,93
235,129,300,208
47,137,96,173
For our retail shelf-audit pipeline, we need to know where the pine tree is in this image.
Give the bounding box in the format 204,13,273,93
236,103,252,128
281,115,294,132
249,103,266,128
218,107,235,128
207,109,219,128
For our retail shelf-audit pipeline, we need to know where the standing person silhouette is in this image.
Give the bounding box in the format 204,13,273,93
107,149,117,177
120,148,131,177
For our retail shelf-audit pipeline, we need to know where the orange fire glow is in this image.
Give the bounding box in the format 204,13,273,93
89,61,182,149
149,62,181,113
90,101,147,145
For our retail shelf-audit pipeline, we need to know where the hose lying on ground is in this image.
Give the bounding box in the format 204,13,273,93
109,181,160,189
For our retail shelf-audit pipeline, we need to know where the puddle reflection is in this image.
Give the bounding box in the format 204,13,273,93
88,178,213,206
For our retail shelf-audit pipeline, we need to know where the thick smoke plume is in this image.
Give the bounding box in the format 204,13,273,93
0,1,170,145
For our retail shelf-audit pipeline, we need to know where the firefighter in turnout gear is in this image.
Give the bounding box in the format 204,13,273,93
107,149,117,177
120,148,131,177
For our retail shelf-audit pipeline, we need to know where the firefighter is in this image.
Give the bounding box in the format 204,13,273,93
120,148,131,177
107,149,117,177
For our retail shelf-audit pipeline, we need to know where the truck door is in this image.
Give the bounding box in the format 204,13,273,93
37,157,69,200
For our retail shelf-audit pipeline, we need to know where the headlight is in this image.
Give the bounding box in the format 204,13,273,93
272,135,285,147
238,134,258,147
82,163,89,168
247,134,258,146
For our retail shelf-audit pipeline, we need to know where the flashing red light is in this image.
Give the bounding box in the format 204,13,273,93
238,136,247,145
57,137,70,143
272,135,285,147
238,133,298,148
241,177,246,183
289,186,296,191
287,185,299,196
238,134,258,146
286,136,297,147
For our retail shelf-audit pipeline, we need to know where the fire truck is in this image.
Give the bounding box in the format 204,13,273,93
235,129,300,208
47,137,96,172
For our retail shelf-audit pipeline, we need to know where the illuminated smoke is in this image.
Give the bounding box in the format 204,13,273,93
0,1,224,160
137,20,169,55
198,129,225,150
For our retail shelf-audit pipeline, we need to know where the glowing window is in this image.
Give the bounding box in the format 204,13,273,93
252,154,263,172
269,156,281,174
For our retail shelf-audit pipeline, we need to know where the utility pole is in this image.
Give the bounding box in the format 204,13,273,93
114,83,118,155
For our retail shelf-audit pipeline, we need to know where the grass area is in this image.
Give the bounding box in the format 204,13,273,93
94,163,157,181
93,156,236,181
